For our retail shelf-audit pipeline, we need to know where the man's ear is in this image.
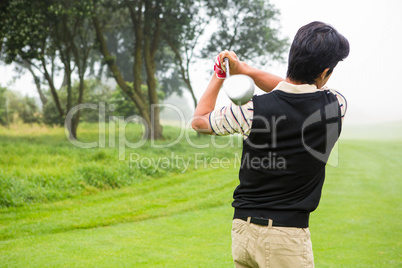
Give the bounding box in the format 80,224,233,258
320,68,331,80
315,68,332,88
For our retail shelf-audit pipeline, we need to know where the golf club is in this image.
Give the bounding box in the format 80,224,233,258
223,58,255,105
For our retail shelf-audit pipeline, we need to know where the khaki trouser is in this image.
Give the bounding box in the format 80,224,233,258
232,218,314,268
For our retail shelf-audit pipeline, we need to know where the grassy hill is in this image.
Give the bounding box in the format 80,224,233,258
0,123,400,267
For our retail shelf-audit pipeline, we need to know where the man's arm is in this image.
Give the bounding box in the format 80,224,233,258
328,89,347,124
239,62,284,92
192,51,284,135
191,74,224,134
219,51,284,92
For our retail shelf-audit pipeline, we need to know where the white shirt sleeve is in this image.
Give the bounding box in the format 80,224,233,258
329,89,347,122
209,100,254,139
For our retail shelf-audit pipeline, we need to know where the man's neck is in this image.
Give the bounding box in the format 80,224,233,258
286,78,305,85
285,78,321,88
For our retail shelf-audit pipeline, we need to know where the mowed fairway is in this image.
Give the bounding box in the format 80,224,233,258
0,124,401,267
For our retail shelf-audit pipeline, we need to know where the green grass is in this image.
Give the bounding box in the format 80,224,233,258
0,124,401,267
0,123,243,207
312,139,402,267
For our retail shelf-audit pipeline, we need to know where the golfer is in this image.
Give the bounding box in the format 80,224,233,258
192,21,349,267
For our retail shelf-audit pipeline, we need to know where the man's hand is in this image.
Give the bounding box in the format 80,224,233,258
217,50,284,93
218,50,243,75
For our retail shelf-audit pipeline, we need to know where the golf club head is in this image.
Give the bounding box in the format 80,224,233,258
223,74,255,105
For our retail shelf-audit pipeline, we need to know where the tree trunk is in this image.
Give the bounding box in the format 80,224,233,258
65,64,73,113
144,38,163,139
24,61,47,107
60,71,68,89
68,76,85,140
41,56,64,123
129,2,147,105
143,1,163,140
145,67,163,139
70,116,78,140
92,14,156,139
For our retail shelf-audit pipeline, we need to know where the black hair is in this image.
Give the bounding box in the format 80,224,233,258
286,21,350,84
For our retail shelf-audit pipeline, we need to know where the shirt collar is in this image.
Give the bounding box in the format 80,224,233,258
274,81,320,94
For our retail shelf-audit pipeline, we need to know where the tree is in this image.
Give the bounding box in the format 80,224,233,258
1,0,64,119
18,96,40,124
52,0,96,139
0,86,8,126
21,60,48,107
0,88,40,125
1,0,96,138
92,0,185,140
203,0,288,65
1,0,288,140
0,0,9,54
163,0,205,109
164,0,288,118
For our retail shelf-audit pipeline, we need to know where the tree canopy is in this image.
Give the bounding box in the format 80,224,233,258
0,0,288,139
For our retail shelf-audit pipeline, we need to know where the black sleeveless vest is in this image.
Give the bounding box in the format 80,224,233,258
233,89,342,227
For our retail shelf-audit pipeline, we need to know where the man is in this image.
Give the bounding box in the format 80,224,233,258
192,21,349,267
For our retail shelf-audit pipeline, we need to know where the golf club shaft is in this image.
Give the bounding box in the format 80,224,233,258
224,58,230,77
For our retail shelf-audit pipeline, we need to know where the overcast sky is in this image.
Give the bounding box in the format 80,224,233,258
1,0,401,126
270,0,402,125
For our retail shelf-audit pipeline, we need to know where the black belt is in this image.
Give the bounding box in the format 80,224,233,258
238,217,288,227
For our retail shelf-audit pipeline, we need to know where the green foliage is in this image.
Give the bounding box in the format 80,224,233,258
43,98,64,125
156,46,187,97
79,79,115,122
18,96,40,124
0,86,7,125
1,0,98,134
18,78,167,126
109,87,139,119
1,0,49,64
204,0,289,66
2,0,95,64
1,0,289,139
0,87,41,125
